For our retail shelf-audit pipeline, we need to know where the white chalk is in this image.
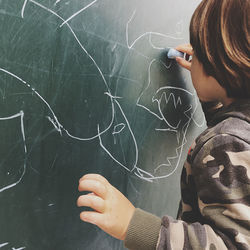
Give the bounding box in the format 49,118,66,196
167,48,184,59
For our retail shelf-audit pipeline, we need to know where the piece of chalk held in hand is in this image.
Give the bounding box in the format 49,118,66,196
167,48,184,59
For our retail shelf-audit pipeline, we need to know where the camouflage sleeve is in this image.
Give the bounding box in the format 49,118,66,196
157,134,250,250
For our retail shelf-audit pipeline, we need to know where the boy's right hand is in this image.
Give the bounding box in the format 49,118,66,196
175,44,193,71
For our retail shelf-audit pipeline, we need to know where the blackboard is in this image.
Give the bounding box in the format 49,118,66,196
0,0,205,249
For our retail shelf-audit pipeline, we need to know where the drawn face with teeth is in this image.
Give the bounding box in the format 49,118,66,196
98,58,203,182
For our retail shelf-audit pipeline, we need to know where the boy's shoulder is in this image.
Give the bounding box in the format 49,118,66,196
201,100,250,139
192,101,250,157
200,116,250,144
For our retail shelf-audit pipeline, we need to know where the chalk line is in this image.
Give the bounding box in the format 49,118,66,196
0,111,27,193
60,0,97,27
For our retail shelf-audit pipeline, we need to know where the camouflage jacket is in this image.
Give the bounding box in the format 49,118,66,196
124,99,250,250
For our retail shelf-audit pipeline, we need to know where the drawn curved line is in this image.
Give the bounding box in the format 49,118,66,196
112,123,125,135
0,68,64,134
21,0,28,18
149,33,165,50
54,0,62,5
152,87,195,130
136,59,163,120
98,97,138,173
16,1,204,182
60,0,98,27
99,96,196,181
158,92,182,109
133,167,154,183
154,86,195,96
0,66,113,141
126,10,183,50
12,247,26,250
148,34,173,69
17,0,116,141
136,59,193,123
190,106,206,128
136,88,200,181
144,100,199,181
98,124,130,172
156,92,181,130
113,99,138,171
0,111,27,193
0,242,9,248
134,58,201,180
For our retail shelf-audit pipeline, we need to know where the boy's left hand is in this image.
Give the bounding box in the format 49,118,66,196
77,174,135,241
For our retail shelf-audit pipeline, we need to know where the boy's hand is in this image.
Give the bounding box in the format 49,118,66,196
77,174,135,241
175,44,193,71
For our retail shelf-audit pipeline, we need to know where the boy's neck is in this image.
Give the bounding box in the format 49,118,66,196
221,97,235,107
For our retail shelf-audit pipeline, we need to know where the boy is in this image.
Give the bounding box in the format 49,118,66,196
77,0,250,249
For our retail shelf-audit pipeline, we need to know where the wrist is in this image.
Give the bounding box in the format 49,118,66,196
124,208,162,249
120,204,135,240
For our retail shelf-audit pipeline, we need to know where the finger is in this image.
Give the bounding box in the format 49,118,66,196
175,44,193,54
80,211,104,228
78,179,107,198
175,44,193,56
79,174,108,185
184,54,192,62
77,194,105,213
175,57,191,71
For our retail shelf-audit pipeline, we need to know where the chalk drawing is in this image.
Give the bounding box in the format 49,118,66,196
0,111,27,192
60,0,98,27
21,0,28,18
0,243,9,248
0,1,206,246
0,0,205,190
126,10,184,50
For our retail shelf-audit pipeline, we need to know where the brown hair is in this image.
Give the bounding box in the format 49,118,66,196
190,0,250,98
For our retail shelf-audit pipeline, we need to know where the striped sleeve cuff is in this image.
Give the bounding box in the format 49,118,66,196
124,208,162,250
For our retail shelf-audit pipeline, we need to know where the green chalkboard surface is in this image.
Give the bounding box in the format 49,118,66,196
0,0,204,249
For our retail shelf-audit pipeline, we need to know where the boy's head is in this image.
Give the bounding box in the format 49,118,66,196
189,0,250,99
